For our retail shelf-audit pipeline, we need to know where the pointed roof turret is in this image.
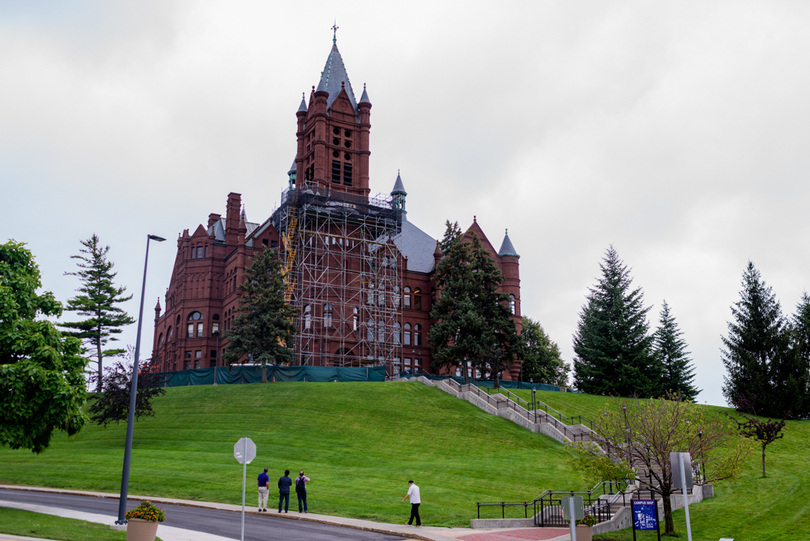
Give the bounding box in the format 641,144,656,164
240,204,247,224
391,169,407,195
359,83,371,105
317,39,359,113
298,92,308,112
498,229,520,258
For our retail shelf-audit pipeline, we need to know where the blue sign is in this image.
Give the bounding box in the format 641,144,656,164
632,499,658,531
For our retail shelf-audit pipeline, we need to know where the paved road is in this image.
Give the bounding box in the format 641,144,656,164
0,489,406,541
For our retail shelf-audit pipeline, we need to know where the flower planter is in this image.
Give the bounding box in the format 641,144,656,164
575,524,593,541
126,518,159,541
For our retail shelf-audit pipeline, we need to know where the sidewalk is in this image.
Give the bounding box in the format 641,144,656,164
0,485,573,541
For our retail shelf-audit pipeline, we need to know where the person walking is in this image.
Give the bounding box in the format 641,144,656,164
257,467,270,512
401,480,421,527
295,470,311,513
278,469,292,513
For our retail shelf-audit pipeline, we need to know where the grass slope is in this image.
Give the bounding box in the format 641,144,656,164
0,507,152,541
0,381,587,527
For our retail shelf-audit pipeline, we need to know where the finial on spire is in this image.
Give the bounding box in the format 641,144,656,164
332,20,339,44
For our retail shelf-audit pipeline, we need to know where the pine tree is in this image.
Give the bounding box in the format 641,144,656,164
573,246,658,397
223,248,298,382
520,316,569,386
60,235,135,393
653,300,700,400
721,262,793,417
429,222,518,385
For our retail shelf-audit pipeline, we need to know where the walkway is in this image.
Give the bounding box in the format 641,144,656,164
0,485,574,541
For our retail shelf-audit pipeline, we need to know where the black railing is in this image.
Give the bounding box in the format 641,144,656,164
476,479,632,526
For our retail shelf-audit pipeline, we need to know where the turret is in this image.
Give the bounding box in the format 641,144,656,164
391,170,407,216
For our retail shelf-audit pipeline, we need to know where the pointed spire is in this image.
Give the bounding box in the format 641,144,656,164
298,92,307,112
498,229,520,258
317,36,358,112
359,83,371,105
391,169,407,195
240,204,247,224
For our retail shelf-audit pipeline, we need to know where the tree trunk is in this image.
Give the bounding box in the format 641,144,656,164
261,361,268,383
762,445,766,477
662,490,675,535
96,330,103,394
494,372,500,389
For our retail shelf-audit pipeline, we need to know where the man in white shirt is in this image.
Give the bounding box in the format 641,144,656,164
401,480,421,527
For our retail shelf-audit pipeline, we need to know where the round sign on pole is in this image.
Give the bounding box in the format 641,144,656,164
234,437,256,464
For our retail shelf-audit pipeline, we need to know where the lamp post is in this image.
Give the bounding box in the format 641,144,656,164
698,430,704,483
530,379,536,423
116,234,165,525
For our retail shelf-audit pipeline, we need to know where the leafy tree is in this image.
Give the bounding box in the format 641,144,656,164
60,234,134,392
520,316,569,386
573,246,659,397
722,262,794,417
429,222,518,386
728,396,786,478
223,248,297,382
0,240,88,453
88,348,165,427
653,300,699,400
572,393,752,535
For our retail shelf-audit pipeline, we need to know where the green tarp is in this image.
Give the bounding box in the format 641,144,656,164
156,365,386,387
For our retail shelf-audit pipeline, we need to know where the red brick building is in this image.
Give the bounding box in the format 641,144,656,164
151,38,522,379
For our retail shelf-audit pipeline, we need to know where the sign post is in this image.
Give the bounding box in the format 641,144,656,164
234,437,257,541
671,452,693,541
561,496,584,541
631,499,661,541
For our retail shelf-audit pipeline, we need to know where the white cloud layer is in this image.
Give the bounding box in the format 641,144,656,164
3,1,809,406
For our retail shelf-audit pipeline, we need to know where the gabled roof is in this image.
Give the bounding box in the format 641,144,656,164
498,230,520,258
392,220,438,274
318,42,359,113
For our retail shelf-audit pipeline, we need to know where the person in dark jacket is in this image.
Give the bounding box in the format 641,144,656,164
295,470,311,513
278,469,292,513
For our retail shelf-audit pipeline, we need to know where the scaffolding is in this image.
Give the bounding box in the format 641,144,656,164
273,186,403,371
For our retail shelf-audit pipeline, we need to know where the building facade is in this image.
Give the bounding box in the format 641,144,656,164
151,38,522,379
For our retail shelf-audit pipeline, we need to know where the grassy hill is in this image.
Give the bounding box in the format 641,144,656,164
1,380,809,538
0,381,587,527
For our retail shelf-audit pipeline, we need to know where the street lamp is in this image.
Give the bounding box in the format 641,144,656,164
530,378,536,423
116,234,165,525
698,430,704,483
213,329,220,386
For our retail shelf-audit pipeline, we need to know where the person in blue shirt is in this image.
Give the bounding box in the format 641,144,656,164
278,469,292,513
257,467,270,512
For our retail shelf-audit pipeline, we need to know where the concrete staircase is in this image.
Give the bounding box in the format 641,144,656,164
400,376,594,444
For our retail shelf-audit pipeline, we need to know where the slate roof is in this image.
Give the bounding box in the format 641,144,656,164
318,42,359,113
392,219,437,274
391,171,406,195
498,230,520,258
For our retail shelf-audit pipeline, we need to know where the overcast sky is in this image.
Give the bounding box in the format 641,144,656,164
3,1,809,406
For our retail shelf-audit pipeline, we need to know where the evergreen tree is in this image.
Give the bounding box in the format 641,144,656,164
721,262,793,417
520,316,569,386
788,292,810,418
223,248,298,382
573,246,658,397
653,300,700,400
60,235,134,392
429,222,518,385
1,240,88,453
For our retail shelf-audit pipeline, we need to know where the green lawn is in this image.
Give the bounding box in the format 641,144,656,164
2,380,809,538
0,381,587,527
0,507,164,541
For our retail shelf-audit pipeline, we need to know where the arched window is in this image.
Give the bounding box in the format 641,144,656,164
304,305,311,330
368,318,375,342
394,322,401,345
509,295,516,314
393,286,401,308
212,314,220,335
167,327,173,341
158,333,164,347
404,287,411,308
404,323,412,346
176,315,181,327
414,324,422,347
367,282,375,305
352,307,359,331
378,283,386,306
413,288,422,310
324,303,333,328
378,320,385,342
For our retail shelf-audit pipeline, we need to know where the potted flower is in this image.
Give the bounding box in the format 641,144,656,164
575,514,597,541
125,500,166,541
